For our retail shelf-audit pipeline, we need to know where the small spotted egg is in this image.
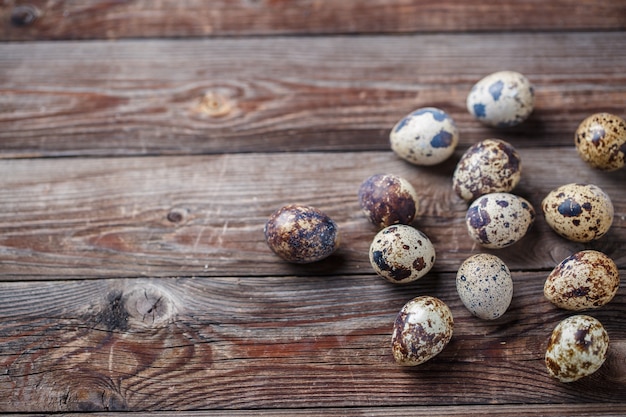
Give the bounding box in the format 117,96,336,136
467,70,535,127
452,138,522,202
456,254,513,320
465,192,535,249
545,315,609,382
391,296,454,366
264,204,339,263
541,183,614,242
358,173,419,228
575,112,626,171
544,250,620,311
390,107,459,166
369,224,435,284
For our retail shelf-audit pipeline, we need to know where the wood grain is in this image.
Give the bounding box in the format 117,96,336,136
2,32,626,158
1,0,625,40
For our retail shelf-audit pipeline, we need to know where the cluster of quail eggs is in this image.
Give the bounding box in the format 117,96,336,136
263,70,622,382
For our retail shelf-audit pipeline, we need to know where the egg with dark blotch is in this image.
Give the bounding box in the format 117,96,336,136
544,250,620,311
391,296,454,366
465,192,535,249
369,224,435,284
452,138,522,202
456,254,513,320
390,107,459,166
545,315,609,383
541,183,614,242
575,112,626,171
467,70,534,128
264,204,339,263
358,173,419,228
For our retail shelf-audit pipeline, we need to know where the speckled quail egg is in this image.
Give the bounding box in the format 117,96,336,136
390,107,460,166
465,192,535,249
391,296,454,366
544,250,620,311
456,254,513,320
358,173,419,228
264,204,339,263
467,70,535,127
545,315,609,382
575,112,626,171
452,139,522,202
542,183,614,242
369,224,436,284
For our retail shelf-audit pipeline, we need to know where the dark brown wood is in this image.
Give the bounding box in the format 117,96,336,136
1,0,626,40
1,32,626,158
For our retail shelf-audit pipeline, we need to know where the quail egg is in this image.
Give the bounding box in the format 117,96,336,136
452,138,522,202
358,173,419,228
542,183,614,242
467,70,535,127
575,112,626,171
391,296,454,366
369,224,436,284
456,254,513,320
544,250,620,311
465,192,535,249
264,204,339,263
390,107,460,165
545,315,609,382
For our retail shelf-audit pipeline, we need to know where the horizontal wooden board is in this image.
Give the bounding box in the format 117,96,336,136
0,149,624,280
1,32,626,157
1,0,625,40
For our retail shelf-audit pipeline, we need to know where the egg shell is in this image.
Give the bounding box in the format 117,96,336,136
544,250,620,311
369,224,435,284
467,70,535,127
541,183,614,242
391,296,454,366
575,112,626,171
465,192,535,249
452,139,522,202
456,254,513,320
264,204,339,263
358,173,419,228
545,315,609,382
390,107,459,166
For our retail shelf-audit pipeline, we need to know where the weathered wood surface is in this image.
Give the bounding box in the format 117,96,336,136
2,0,625,40
2,32,626,158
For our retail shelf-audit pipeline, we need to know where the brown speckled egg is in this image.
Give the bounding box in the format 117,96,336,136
575,112,626,171
545,315,609,382
544,250,620,311
358,173,419,228
391,296,454,366
456,254,513,320
369,224,435,284
264,204,339,263
465,192,535,249
541,183,614,242
452,139,522,202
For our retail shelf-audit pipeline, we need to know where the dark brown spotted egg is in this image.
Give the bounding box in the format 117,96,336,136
369,224,435,284
358,173,419,228
465,192,535,249
264,204,339,263
452,139,522,202
544,250,620,311
545,315,609,382
391,296,454,366
542,183,614,242
575,112,626,171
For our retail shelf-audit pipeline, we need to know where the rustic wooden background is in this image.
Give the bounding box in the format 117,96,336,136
1,0,625,414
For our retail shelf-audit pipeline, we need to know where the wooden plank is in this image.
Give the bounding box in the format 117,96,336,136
1,32,626,157
1,273,624,411
1,0,625,40
0,149,623,280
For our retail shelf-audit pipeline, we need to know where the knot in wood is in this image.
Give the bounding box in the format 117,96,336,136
197,91,234,117
123,285,175,328
11,4,40,27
